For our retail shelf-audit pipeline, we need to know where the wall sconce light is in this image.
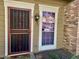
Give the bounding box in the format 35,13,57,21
34,14,40,22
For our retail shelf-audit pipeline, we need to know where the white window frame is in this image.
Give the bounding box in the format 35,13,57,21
4,0,34,56
39,4,59,51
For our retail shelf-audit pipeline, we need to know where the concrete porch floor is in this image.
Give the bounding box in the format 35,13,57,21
34,49,74,59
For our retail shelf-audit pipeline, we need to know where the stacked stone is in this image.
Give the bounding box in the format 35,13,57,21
76,0,79,55
63,0,79,55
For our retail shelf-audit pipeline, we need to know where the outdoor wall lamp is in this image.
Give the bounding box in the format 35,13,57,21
34,14,40,22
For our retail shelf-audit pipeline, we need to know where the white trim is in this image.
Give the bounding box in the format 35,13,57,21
76,14,79,55
39,4,59,51
4,1,34,56
8,52,30,57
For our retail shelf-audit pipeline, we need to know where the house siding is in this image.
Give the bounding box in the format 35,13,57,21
0,0,5,57
57,6,64,48
0,0,66,58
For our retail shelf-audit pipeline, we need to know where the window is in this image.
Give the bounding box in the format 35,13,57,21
39,4,59,51
8,7,31,54
42,11,55,45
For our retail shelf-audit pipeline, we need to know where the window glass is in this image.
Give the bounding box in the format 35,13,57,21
42,11,55,45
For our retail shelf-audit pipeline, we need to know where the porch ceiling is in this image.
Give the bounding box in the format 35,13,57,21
35,0,74,3
34,0,75,6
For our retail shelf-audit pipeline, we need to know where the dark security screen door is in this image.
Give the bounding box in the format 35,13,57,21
8,7,31,54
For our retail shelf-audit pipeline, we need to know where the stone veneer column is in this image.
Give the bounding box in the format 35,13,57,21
76,0,79,55
63,0,79,55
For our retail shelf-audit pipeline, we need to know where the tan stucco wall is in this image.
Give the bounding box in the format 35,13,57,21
0,0,65,57
0,0,5,57
57,6,64,48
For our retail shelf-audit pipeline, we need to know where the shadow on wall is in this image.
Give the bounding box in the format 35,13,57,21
62,0,74,2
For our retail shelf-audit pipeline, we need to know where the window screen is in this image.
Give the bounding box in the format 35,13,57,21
11,34,30,53
10,9,29,29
